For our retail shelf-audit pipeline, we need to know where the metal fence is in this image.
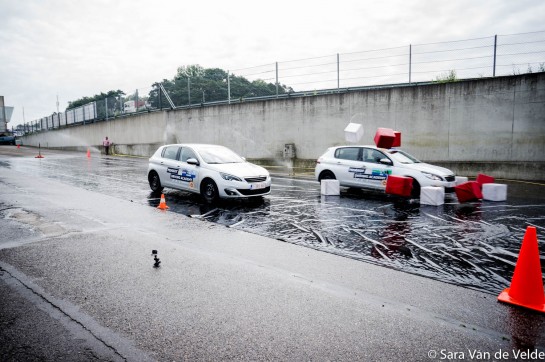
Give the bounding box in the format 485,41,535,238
233,31,545,90
18,31,545,134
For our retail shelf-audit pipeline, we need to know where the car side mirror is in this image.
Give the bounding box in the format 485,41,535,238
379,158,393,166
187,158,199,166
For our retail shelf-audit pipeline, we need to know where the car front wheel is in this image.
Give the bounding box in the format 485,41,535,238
411,178,421,198
201,179,219,203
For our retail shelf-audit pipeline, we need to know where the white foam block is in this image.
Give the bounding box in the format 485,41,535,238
321,179,340,196
455,176,468,185
482,183,507,201
420,186,445,206
344,123,363,143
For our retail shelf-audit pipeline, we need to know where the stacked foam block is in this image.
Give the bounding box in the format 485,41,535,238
455,173,507,202
420,186,445,206
374,128,401,148
321,179,340,196
385,175,413,197
344,123,364,143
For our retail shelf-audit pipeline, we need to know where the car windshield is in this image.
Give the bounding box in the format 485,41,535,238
195,145,245,164
386,149,421,164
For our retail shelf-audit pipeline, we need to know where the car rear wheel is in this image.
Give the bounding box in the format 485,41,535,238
201,179,219,203
319,170,336,182
148,171,163,193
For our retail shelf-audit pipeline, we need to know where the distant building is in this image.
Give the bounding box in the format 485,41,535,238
123,99,150,113
0,96,14,133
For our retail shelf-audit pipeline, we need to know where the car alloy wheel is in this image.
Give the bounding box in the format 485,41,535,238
202,179,218,203
149,171,163,193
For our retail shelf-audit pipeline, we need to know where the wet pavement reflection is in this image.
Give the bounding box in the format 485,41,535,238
2,151,545,295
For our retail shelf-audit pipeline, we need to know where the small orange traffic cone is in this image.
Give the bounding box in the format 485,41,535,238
157,194,169,210
498,226,545,313
35,143,44,158
86,148,91,158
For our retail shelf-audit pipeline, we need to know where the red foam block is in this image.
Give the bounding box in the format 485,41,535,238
392,131,402,147
385,175,413,197
476,173,495,185
455,181,483,202
374,128,396,148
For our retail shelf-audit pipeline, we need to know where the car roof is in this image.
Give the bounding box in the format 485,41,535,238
162,143,225,149
332,145,391,151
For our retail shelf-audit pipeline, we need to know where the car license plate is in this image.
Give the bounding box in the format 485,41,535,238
251,182,266,190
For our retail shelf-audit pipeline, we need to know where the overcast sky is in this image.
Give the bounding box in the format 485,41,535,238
1,0,544,125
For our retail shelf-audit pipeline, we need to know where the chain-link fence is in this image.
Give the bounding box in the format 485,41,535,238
19,31,545,134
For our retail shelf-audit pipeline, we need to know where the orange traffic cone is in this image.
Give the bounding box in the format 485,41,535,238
35,143,44,158
498,226,545,313
157,194,169,210
86,148,91,158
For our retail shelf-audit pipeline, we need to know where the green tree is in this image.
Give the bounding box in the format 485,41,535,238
67,90,125,109
65,65,294,113
67,90,126,119
148,64,293,108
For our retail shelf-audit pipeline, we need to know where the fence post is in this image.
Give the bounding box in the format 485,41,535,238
105,97,108,120
409,44,412,84
227,70,231,104
275,62,279,97
337,53,340,92
493,35,497,77
158,84,162,110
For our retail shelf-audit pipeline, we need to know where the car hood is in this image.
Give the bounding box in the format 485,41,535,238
399,162,454,176
206,162,269,177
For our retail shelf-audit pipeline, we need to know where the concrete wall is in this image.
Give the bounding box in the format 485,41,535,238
21,73,545,180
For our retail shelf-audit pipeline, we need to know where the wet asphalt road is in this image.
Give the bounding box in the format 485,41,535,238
1,146,544,295
1,146,545,361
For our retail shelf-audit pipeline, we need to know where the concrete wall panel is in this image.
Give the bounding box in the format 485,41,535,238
20,73,545,180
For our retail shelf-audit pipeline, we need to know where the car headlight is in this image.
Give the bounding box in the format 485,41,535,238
220,172,242,182
422,172,443,181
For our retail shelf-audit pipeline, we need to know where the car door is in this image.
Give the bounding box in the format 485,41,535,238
171,146,201,193
331,147,367,187
360,147,393,190
158,145,181,188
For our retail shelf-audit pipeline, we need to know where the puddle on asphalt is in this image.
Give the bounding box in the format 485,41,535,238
3,154,545,295
168,181,545,295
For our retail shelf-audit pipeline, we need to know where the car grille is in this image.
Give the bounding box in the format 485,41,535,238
444,175,455,182
237,186,271,196
244,176,267,183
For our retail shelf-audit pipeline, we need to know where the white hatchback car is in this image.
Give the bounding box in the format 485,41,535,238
315,146,455,197
148,144,271,202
